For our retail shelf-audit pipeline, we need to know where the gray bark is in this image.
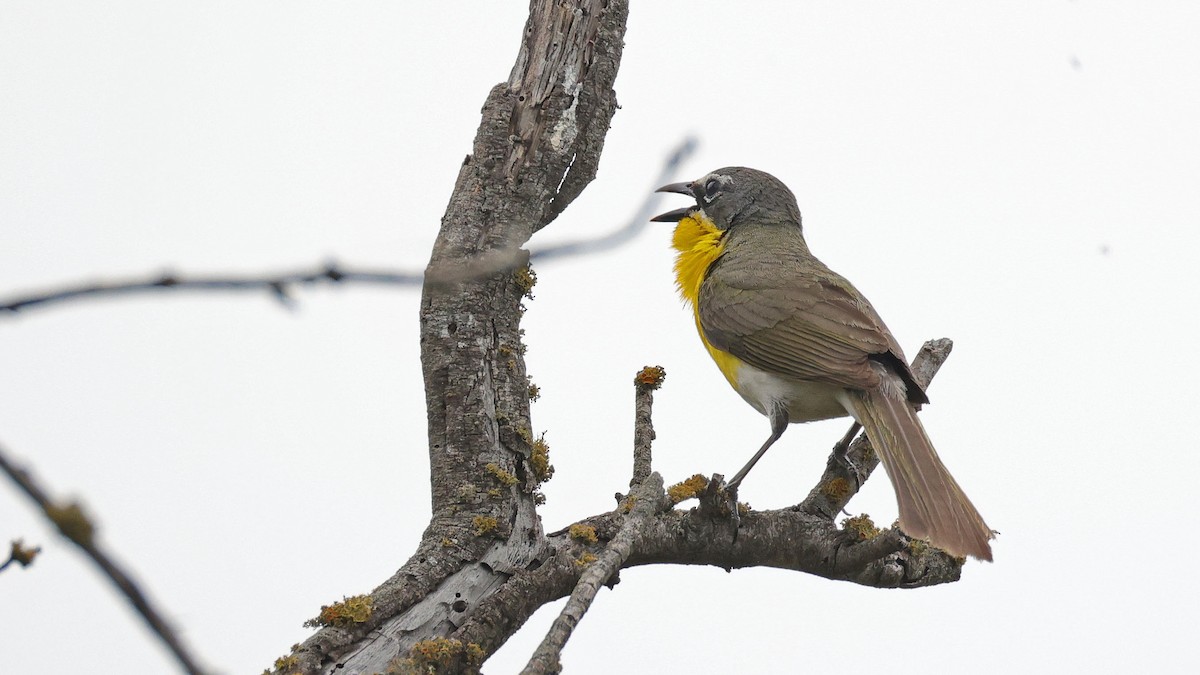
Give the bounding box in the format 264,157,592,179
283,1,629,672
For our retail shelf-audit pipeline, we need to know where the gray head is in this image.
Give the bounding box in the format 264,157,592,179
651,166,802,231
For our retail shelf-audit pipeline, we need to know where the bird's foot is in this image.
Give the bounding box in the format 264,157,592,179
698,473,742,541
834,449,860,482
832,441,862,489
724,482,741,542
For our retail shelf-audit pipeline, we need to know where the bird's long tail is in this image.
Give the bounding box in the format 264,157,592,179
843,375,993,561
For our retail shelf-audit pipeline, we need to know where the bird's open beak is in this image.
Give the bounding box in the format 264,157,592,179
651,181,696,222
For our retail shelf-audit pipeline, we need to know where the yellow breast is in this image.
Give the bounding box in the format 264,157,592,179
671,213,743,388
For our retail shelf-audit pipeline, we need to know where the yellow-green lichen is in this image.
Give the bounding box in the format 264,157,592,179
574,552,598,567
568,524,598,544
390,637,486,674
667,474,708,504
516,426,533,444
472,515,498,536
304,594,373,628
484,462,519,486
907,538,930,556
842,514,881,541
514,264,537,300
272,653,300,672
530,433,554,484
821,477,853,502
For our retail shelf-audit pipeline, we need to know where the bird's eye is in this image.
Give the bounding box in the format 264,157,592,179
703,178,722,200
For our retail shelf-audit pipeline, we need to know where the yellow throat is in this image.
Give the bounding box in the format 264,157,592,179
671,212,744,388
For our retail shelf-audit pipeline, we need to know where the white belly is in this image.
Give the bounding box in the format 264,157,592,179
733,361,852,424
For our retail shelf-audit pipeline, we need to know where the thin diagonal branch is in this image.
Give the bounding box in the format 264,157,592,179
530,136,697,262
520,473,667,675
0,441,209,675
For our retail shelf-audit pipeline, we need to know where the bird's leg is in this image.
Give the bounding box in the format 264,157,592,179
726,404,789,491
721,405,788,542
832,421,862,485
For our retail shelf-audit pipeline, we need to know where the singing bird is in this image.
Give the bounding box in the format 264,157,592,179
653,167,993,561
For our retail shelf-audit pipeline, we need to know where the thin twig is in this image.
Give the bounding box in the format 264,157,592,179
631,366,666,487
0,263,420,314
520,472,666,675
1,539,41,572
0,137,697,317
0,442,209,675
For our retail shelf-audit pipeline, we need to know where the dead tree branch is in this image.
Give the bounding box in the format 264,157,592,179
0,136,696,318
0,442,209,675
521,473,667,675
0,264,420,314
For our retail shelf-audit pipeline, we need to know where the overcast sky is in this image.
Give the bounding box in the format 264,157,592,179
3,2,1199,673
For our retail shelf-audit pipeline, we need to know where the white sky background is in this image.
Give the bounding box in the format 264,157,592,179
2,1,1199,673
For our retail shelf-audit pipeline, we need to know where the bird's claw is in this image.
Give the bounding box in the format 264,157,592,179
724,482,741,541
833,444,862,488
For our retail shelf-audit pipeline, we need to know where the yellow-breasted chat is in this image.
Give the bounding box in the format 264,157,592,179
652,166,993,561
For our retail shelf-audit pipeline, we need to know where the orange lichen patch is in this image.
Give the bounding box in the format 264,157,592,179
667,474,709,504
634,365,666,389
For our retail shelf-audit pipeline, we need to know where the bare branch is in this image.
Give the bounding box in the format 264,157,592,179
0,263,419,315
627,504,962,587
0,441,209,675
0,137,695,318
631,366,665,487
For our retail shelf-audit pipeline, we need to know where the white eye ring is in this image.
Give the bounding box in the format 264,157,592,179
702,178,722,202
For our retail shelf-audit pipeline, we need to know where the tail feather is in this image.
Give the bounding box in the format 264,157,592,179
843,377,993,561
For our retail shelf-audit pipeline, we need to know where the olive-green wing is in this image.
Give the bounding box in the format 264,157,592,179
699,253,911,392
